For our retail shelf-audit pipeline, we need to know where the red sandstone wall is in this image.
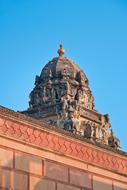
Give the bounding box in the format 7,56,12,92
0,146,127,190
0,108,127,190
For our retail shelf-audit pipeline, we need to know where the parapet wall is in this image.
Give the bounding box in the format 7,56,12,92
0,106,127,190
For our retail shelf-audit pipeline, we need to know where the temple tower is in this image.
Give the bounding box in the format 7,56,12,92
23,45,120,149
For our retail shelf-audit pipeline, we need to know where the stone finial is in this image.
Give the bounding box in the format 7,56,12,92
57,44,65,56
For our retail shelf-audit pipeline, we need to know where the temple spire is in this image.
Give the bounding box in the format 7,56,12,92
23,46,120,150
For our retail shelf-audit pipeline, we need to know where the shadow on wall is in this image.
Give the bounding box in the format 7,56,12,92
0,154,42,190
0,154,127,190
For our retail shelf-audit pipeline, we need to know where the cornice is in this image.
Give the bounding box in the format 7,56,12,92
0,105,127,176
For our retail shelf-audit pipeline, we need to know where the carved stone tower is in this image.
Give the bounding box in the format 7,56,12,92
23,45,120,149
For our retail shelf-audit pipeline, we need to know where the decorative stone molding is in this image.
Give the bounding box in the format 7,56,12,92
0,106,127,176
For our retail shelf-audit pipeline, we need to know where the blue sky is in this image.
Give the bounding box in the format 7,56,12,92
0,0,127,150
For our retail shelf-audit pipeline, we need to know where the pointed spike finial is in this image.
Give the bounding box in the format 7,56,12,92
57,44,65,56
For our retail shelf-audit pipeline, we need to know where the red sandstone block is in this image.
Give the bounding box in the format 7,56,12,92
0,148,13,168
0,169,28,190
93,175,112,190
15,152,43,175
0,169,11,189
57,183,80,190
30,176,56,190
11,171,28,190
113,181,127,190
45,161,68,182
70,168,91,188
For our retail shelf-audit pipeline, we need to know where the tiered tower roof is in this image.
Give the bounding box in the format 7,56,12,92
23,45,120,149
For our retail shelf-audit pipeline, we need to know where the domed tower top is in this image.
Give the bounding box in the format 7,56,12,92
32,44,94,111
23,45,120,150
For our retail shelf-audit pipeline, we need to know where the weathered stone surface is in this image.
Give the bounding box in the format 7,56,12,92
57,183,80,190
0,169,28,190
12,171,28,190
0,148,13,168
113,181,127,190
93,175,112,190
70,168,91,188
30,176,56,190
45,161,68,182
22,45,120,149
15,152,43,175
0,169,11,189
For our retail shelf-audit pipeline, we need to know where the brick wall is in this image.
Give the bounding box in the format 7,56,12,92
0,108,127,190
0,146,127,190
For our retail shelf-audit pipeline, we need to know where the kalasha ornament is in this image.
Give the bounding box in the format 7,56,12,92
57,44,65,56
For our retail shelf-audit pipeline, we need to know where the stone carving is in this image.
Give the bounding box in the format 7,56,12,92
76,71,88,86
24,45,120,149
108,130,120,149
29,89,40,109
64,118,75,132
84,122,94,139
94,125,103,142
61,68,70,80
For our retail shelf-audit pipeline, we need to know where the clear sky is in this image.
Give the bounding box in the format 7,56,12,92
0,0,127,151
